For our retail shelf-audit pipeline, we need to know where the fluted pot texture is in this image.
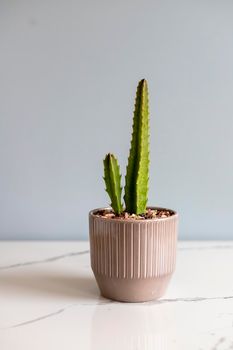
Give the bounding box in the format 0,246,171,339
89,207,178,302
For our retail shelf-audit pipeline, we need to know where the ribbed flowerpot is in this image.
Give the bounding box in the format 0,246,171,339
89,207,178,302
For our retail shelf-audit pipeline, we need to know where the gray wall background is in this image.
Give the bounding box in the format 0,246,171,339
1,0,233,240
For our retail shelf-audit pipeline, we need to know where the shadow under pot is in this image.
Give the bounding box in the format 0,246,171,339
89,207,178,302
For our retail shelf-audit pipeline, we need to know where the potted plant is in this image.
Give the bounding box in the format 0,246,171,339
89,79,178,302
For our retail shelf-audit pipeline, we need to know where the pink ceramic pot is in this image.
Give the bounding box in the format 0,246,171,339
89,207,178,302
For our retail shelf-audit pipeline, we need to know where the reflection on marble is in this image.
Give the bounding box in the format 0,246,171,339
91,303,174,349
0,241,233,350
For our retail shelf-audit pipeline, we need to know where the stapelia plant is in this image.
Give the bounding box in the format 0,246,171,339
103,79,149,215
103,153,123,215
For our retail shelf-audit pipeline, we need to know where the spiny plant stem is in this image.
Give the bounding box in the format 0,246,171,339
103,153,123,215
124,79,149,214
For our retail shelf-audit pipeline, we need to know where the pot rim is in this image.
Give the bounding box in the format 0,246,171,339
89,206,178,223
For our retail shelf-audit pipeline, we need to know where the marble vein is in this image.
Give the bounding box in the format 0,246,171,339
0,250,89,270
180,244,233,251
211,337,226,350
2,295,233,330
1,244,233,272
1,300,113,330
153,295,233,305
5,306,68,329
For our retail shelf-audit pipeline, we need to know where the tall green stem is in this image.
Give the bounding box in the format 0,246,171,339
124,79,149,214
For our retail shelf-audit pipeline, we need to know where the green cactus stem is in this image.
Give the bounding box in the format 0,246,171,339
124,79,150,214
103,153,123,215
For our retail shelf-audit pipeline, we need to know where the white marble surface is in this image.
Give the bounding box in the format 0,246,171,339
0,241,233,350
